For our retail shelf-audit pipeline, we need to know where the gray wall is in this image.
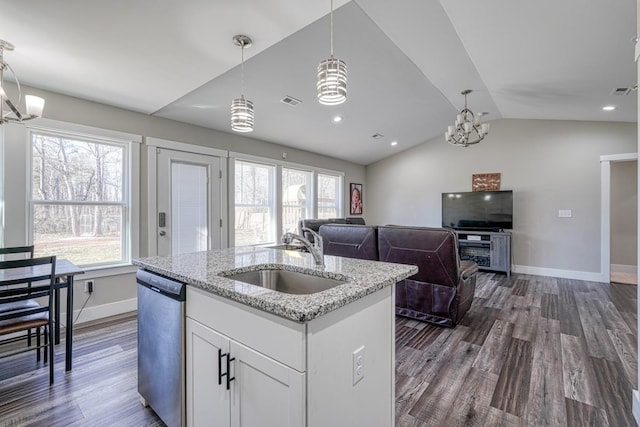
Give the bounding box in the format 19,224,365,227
1,85,366,318
611,160,638,267
366,119,636,275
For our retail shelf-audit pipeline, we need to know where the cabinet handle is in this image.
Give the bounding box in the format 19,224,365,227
218,349,235,390
226,355,235,390
218,349,224,386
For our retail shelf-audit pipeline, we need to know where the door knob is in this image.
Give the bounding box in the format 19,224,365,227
159,230,166,236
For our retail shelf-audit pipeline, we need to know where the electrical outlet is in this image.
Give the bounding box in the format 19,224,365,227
84,280,94,294
353,346,365,385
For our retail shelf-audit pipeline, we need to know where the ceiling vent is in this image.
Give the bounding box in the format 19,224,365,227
371,133,384,139
281,96,302,106
611,87,632,96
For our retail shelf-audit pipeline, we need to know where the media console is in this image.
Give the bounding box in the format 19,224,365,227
455,230,511,276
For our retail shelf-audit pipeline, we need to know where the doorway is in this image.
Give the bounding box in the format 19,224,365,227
600,153,638,284
147,138,228,256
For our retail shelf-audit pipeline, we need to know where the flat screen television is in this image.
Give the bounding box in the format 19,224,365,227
441,190,513,231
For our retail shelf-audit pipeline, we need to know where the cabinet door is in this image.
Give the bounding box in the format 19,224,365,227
186,318,231,427
490,234,509,271
230,340,305,427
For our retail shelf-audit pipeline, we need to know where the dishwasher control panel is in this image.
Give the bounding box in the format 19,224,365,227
136,269,186,300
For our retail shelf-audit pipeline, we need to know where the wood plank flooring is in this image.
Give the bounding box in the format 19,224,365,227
0,272,636,426
397,273,638,426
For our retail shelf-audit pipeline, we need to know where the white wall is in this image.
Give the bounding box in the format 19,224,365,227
366,119,636,279
611,160,638,267
0,85,366,322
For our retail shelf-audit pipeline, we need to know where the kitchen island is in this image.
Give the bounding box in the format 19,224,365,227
134,246,417,427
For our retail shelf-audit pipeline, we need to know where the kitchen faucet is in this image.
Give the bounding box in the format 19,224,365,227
282,227,324,268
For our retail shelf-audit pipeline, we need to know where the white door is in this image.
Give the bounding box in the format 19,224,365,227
156,148,222,256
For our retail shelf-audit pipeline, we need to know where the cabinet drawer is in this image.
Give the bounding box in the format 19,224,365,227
186,287,306,372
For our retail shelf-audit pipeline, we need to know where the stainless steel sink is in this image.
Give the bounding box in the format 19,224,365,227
223,269,347,295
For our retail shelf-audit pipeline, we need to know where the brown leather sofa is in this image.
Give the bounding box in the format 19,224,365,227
298,217,365,244
317,224,378,261
319,224,478,327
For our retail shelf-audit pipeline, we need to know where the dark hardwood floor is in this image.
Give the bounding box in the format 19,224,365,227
0,272,636,426
0,315,163,427
396,273,638,426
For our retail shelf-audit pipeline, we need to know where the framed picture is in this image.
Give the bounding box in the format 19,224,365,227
472,173,501,191
350,183,363,215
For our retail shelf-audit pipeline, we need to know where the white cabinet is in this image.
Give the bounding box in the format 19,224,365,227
186,285,395,427
186,317,305,427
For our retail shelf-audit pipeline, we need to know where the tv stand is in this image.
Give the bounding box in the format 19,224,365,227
455,230,511,276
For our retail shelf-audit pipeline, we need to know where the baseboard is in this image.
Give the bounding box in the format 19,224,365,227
511,265,605,282
612,264,638,274
633,389,640,425
61,298,137,327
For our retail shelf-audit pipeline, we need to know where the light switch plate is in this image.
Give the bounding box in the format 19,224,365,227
558,209,572,218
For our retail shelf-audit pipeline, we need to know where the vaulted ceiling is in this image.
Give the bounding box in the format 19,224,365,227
1,0,636,164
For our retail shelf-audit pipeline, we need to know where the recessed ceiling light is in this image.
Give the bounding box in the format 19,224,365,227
333,116,343,123
603,105,616,111
390,141,398,146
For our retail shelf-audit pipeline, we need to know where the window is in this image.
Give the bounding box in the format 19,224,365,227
235,160,276,246
233,156,343,247
282,168,313,235
30,130,133,267
317,173,341,219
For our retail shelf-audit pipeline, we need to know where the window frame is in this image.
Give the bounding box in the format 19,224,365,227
230,153,344,247
233,159,277,247
26,120,140,272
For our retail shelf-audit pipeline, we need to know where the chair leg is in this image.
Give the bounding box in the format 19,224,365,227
28,328,32,347
44,327,48,363
36,327,41,362
48,324,54,385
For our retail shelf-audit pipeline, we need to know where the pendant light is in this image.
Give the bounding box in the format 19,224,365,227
230,35,254,132
317,0,347,105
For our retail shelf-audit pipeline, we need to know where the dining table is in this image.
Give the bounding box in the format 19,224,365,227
0,258,84,372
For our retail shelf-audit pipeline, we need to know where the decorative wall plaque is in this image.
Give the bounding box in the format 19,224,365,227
472,173,501,191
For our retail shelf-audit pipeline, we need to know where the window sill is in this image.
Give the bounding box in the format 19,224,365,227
76,263,138,280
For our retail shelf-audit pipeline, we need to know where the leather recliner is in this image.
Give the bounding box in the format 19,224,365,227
318,224,378,261
377,225,477,327
298,217,365,244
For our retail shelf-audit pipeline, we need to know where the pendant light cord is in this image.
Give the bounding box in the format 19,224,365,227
330,0,334,57
240,42,245,96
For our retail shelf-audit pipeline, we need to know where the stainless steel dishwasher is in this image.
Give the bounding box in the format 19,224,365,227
137,269,186,427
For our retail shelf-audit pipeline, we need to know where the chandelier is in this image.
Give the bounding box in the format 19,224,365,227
0,40,45,125
317,0,347,105
230,35,254,133
445,90,489,147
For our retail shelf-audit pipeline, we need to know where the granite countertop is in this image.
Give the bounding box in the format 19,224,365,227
133,247,417,323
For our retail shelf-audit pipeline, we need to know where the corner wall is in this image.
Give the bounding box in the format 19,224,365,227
366,119,636,279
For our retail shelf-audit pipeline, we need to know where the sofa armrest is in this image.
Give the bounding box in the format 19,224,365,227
460,260,479,281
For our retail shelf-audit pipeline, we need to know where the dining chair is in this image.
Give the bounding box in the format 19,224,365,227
0,246,38,345
0,256,56,384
